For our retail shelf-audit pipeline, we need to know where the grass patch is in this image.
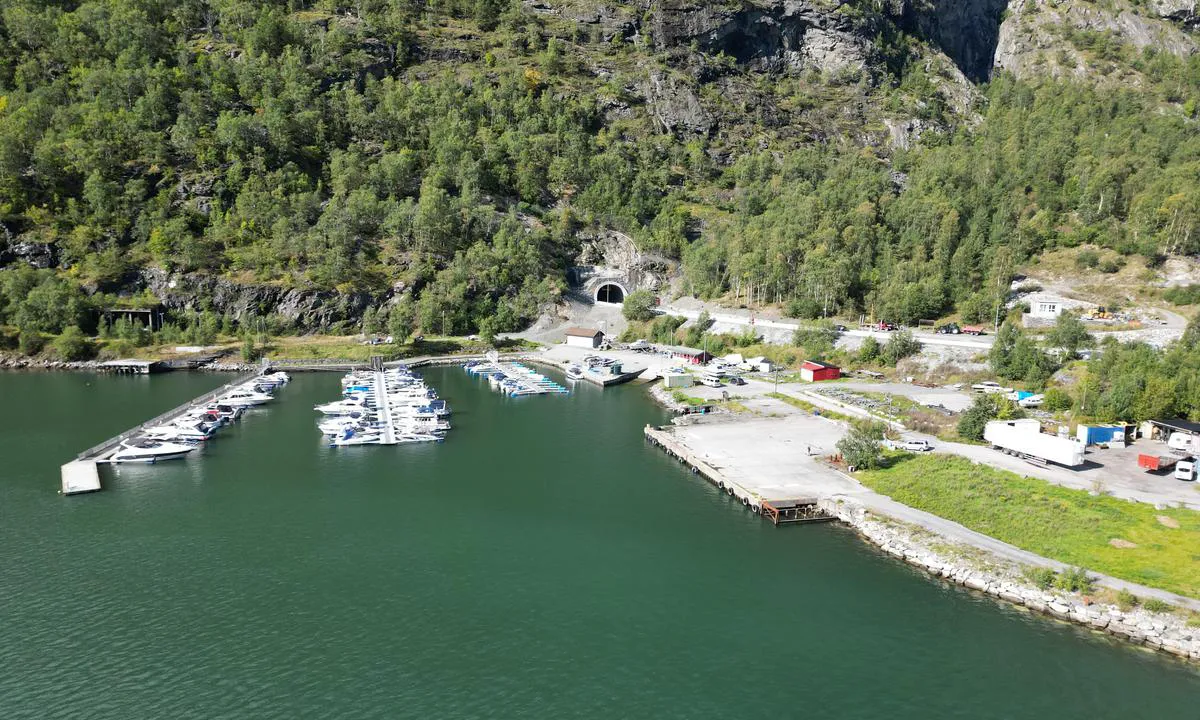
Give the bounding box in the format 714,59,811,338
856,454,1200,599
766,392,854,423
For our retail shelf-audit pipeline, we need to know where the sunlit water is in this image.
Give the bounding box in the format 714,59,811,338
1,368,1197,719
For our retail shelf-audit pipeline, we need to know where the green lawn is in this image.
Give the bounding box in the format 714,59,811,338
857,454,1200,599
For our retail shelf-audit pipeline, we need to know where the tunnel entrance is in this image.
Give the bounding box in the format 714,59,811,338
595,284,626,304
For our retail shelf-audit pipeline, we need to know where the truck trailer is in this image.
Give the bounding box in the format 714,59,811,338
1137,454,1180,472
983,419,1086,468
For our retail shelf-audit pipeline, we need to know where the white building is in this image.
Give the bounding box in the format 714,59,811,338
1021,292,1096,322
564,327,604,349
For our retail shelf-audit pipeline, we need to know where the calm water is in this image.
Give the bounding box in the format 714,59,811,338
1,369,1197,719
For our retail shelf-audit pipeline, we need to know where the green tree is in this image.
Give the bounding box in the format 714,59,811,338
622,290,658,322
858,336,881,363
837,420,886,470
1045,311,1093,359
881,329,921,366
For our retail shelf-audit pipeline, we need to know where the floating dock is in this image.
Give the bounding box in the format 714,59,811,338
465,353,569,396
61,369,267,495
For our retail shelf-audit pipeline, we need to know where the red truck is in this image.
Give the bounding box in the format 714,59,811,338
1138,454,1180,472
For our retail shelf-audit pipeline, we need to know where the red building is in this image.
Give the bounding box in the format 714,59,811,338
800,361,840,382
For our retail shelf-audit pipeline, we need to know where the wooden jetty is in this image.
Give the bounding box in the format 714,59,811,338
61,368,266,496
98,359,166,375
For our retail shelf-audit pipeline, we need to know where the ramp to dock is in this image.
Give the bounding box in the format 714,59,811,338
60,461,102,495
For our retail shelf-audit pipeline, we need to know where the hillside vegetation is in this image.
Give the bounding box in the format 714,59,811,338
1,0,1199,340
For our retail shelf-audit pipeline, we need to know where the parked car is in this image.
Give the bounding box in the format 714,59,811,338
902,439,934,452
700,375,723,388
833,324,848,332
1175,459,1196,481
876,321,897,331
727,376,747,386
935,323,960,334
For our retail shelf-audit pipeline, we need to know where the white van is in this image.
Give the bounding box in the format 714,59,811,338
1176,460,1196,481
700,375,722,388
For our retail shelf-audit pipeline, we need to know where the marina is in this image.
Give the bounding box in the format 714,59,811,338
315,364,450,447
11,369,1200,719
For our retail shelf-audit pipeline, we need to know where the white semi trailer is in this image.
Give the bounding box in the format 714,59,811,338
983,419,1086,468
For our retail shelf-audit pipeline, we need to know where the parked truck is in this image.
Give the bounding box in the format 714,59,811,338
983,419,1086,467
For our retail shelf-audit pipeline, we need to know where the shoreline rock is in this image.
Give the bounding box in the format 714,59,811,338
822,496,1200,664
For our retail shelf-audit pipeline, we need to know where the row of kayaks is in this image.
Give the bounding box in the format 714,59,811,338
105,372,290,463
463,360,569,396
316,366,451,446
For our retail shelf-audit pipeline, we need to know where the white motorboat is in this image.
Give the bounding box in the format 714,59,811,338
316,397,371,415
329,427,384,446
143,421,218,442
108,438,197,463
218,389,273,407
566,365,585,381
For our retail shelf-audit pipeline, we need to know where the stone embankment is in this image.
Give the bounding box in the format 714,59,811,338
823,496,1200,663
0,356,103,371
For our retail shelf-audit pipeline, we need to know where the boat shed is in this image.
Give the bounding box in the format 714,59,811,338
564,327,605,349
98,359,166,374
1147,418,1200,442
664,346,714,365
800,361,841,382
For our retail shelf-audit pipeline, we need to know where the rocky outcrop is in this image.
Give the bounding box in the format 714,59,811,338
571,230,678,300
1150,0,1199,27
0,238,58,269
640,70,713,134
645,0,875,74
137,269,376,332
996,0,1197,81
903,0,1010,81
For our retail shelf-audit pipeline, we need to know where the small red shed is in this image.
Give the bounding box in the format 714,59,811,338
800,361,840,382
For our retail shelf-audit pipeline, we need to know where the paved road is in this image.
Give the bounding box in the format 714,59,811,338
660,304,994,350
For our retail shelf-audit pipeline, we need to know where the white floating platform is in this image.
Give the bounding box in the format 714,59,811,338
61,461,102,495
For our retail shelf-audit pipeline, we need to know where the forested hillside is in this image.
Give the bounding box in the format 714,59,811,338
0,0,1198,342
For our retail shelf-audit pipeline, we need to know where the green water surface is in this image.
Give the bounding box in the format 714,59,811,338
1,368,1197,719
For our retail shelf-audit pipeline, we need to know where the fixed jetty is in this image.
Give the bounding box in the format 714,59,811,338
644,424,832,525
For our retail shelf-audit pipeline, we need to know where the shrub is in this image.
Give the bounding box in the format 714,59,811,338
858,336,880,363
1023,566,1057,590
1098,257,1123,274
1042,387,1073,411
881,329,921,366
1141,598,1170,613
18,329,46,355
1116,588,1138,611
1075,249,1100,269
1055,566,1094,594
51,326,95,361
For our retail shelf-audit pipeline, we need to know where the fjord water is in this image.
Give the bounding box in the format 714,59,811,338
1,370,1197,719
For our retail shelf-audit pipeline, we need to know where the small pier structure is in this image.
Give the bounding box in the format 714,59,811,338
644,424,831,526
98,359,166,375
62,369,266,495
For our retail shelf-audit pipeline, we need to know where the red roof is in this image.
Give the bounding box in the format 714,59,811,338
802,361,838,371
